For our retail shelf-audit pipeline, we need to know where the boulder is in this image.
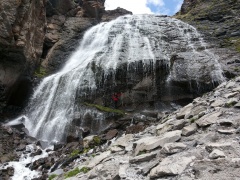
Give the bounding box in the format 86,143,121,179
83,135,101,148
112,134,133,148
210,99,225,107
105,129,118,140
176,103,193,119
196,111,222,127
209,149,226,159
87,151,111,168
217,129,235,134
234,102,240,108
134,130,182,156
205,143,232,153
160,142,187,154
149,156,195,178
129,152,157,164
182,123,197,136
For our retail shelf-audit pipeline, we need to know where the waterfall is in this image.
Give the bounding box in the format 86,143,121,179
9,14,225,143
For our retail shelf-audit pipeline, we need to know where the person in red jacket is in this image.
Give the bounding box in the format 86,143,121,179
112,92,122,108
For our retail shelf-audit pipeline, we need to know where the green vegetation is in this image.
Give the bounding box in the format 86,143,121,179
137,150,147,156
34,66,47,78
64,168,81,179
190,117,198,123
70,149,81,157
64,167,91,179
232,38,240,52
225,101,237,108
84,103,125,115
93,136,101,145
79,167,91,174
70,148,90,157
48,174,57,180
83,147,90,153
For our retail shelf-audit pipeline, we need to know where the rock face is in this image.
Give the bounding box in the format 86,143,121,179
176,0,240,78
22,14,228,143
0,0,46,112
0,0,132,120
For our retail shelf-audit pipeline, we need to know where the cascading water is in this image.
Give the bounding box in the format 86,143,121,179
9,14,225,144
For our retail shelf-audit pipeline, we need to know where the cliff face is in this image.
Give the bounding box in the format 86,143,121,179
0,0,131,119
176,0,240,78
0,0,46,113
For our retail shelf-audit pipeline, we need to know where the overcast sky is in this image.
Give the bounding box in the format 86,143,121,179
105,0,184,16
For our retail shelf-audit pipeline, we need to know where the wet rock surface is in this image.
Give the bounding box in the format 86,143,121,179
176,0,240,78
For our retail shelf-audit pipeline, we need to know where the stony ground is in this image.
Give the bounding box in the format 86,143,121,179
47,76,240,180
1,76,240,180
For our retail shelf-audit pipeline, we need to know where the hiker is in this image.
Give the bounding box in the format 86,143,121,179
112,92,122,108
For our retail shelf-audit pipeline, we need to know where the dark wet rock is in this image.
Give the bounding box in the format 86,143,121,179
105,129,118,140
0,0,46,114
30,149,43,157
0,125,24,163
102,7,132,22
126,124,146,134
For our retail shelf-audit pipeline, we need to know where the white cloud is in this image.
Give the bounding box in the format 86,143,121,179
105,0,183,15
105,0,164,14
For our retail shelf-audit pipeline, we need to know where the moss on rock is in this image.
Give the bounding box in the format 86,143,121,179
84,103,125,116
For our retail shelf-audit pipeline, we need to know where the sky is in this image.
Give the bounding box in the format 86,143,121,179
105,0,184,16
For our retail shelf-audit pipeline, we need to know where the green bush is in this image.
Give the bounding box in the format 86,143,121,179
70,149,80,157
79,167,90,174
64,168,80,179
48,174,57,180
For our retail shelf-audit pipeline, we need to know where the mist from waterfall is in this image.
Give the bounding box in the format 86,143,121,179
10,14,225,143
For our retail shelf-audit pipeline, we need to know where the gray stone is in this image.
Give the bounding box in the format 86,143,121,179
185,106,207,119
161,142,187,154
234,102,240,108
83,135,100,148
225,98,238,107
149,156,195,178
156,121,172,135
224,92,238,98
205,143,232,153
182,123,197,136
87,151,111,168
129,152,157,164
210,99,225,107
196,111,222,127
217,129,235,134
209,149,226,159
110,146,123,153
49,169,64,176
118,164,128,179
134,130,182,156
112,134,133,148
170,119,188,130
226,81,236,89
176,103,193,119
141,160,159,175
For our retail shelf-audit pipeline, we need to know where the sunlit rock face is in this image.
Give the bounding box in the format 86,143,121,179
20,14,224,143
